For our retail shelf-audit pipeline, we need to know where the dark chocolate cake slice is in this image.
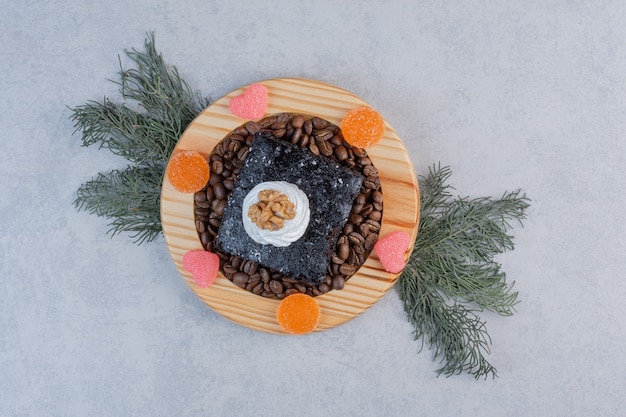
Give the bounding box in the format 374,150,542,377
216,132,364,284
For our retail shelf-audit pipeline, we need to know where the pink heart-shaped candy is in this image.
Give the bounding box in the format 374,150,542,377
182,250,220,288
228,83,268,119
373,231,412,273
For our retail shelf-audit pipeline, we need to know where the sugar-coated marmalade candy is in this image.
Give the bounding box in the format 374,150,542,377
276,293,320,335
166,150,210,193
182,250,220,288
229,83,268,119
341,106,385,148
373,231,412,273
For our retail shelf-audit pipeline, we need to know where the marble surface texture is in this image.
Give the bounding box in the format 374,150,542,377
1,1,625,416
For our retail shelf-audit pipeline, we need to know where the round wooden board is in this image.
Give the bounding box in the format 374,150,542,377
161,78,420,334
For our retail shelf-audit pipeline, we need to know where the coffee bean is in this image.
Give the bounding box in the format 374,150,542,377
228,139,241,153
291,127,302,145
196,220,206,234
260,268,270,282
349,213,364,224
352,147,367,157
363,165,378,177
299,133,310,148
259,115,277,128
334,145,348,161
233,125,249,135
365,219,381,232
252,282,264,295
205,186,215,201
223,263,237,275
271,120,287,130
318,283,330,294
291,114,304,128
359,223,370,237
237,147,249,161
308,141,320,155
332,276,345,290
368,210,382,221
360,203,374,217
231,256,243,268
269,280,283,294
372,190,383,204
200,232,211,248
286,288,299,296
194,207,209,217
338,242,350,260
211,160,224,175
283,128,294,141
273,128,286,138
314,128,333,142
312,117,329,129
363,180,377,190
358,157,372,166
213,182,227,200
365,233,378,250
331,255,345,264
245,121,261,134
208,216,221,228
277,113,290,123
232,272,249,288
194,191,207,202
208,173,223,186
348,249,359,265
317,139,333,156
339,263,357,276
242,260,258,275
304,118,313,135
223,177,235,191
352,202,364,214
212,199,227,216
282,276,299,284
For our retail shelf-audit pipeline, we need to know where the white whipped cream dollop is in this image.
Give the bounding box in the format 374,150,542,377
242,181,310,247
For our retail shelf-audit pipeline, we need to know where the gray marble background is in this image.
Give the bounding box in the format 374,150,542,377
2,1,625,416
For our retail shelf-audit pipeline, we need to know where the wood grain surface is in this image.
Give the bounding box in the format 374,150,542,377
160,78,420,334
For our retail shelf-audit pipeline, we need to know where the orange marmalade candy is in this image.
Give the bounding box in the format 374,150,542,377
341,106,385,148
166,150,210,193
276,293,320,335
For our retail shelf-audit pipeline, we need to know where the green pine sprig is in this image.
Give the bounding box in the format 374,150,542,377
398,164,529,379
70,33,209,243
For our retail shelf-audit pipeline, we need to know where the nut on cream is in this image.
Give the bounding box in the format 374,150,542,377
242,181,310,247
